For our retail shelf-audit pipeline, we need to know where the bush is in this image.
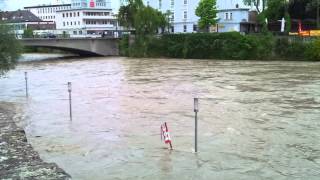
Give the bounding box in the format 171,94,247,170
0,23,22,76
119,32,317,61
119,35,129,56
153,32,274,60
275,37,307,60
305,39,320,61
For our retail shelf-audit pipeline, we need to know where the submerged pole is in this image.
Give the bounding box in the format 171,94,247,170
68,82,72,121
24,72,28,97
194,98,199,153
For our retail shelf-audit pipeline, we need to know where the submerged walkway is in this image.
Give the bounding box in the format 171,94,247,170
0,103,71,180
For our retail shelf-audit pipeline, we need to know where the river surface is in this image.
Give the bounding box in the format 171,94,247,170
1,55,320,180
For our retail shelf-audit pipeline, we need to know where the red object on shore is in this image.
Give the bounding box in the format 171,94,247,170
161,122,173,149
298,20,302,33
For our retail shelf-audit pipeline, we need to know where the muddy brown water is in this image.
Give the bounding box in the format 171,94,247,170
1,56,320,180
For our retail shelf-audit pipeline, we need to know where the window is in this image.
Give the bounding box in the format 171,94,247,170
70,13,72,17
63,13,65,18
170,0,174,8
184,0,187,5
67,22,69,25
74,12,76,17
171,26,174,33
78,21,80,25
193,24,198,32
79,31,82,35
230,12,233,20
183,11,187,19
73,31,77,35
225,13,229,20
183,25,187,32
63,22,65,26
78,12,80,16
71,22,73,25
236,4,239,8
66,13,68,17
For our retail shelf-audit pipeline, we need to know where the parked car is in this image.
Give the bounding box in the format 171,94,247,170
40,33,56,38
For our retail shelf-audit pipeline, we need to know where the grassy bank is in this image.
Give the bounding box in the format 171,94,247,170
120,32,320,61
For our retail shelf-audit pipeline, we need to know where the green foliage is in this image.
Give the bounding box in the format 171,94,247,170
243,0,267,13
305,39,320,61
118,0,144,29
265,0,284,21
134,6,167,35
0,23,21,76
275,37,307,60
195,0,218,31
121,32,276,60
119,35,129,56
23,28,33,38
120,32,320,61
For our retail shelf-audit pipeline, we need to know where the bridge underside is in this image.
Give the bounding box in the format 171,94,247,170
25,45,103,57
20,38,119,57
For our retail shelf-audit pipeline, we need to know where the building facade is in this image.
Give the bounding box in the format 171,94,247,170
55,0,117,37
144,0,199,33
0,10,55,38
24,4,72,22
140,0,254,33
55,8,117,37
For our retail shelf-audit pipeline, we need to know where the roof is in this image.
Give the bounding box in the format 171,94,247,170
0,10,42,23
218,8,250,12
24,4,71,9
56,8,113,12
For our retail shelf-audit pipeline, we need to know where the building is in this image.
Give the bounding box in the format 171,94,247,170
216,0,258,33
72,0,111,9
144,0,200,33
140,0,254,33
24,4,72,22
0,10,55,38
55,0,117,37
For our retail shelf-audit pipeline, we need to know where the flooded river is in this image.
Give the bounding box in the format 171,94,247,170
1,56,320,179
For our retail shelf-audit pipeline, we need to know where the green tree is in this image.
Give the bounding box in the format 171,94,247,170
243,0,267,13
118,0,144,29
195,0,218,32
0,23,22,76
23,28,33,38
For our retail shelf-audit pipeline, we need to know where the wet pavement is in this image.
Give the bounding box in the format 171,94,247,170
0,57,320,179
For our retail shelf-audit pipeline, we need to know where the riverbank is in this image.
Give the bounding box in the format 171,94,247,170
120,32,320,61
0,103,71,179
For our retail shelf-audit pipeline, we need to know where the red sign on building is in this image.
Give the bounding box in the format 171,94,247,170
90,0,95,7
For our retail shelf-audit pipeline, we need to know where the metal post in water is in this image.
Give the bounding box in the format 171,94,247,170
68,82,72,121
194,98,199,153
24,72,28,97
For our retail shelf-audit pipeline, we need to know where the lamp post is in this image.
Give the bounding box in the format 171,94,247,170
194,98,199,153
68,82,72,121
317,0,320,29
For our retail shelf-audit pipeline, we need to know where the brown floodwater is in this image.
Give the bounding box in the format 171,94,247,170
1,56,320,180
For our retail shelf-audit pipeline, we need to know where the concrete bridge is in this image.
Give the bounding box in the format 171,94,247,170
20,38,119,56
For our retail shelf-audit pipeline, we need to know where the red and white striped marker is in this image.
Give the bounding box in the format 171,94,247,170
161,122,173,150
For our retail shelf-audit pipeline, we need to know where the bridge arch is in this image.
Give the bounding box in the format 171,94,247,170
20,38,119,56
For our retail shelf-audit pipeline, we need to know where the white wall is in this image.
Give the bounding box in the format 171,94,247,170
217,9,249,32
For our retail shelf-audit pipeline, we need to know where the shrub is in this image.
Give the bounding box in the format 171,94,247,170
305,39,320,61
275,37,307,60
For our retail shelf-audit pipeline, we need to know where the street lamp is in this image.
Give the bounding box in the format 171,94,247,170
194,98,199,153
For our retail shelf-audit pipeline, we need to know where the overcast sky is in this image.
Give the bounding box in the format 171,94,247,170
0,0,119,11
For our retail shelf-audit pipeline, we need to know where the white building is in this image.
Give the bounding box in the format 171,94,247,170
24,4,72,22
144,0,199,33
217,1,249,32
139,0,254,33
55,0,117,37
